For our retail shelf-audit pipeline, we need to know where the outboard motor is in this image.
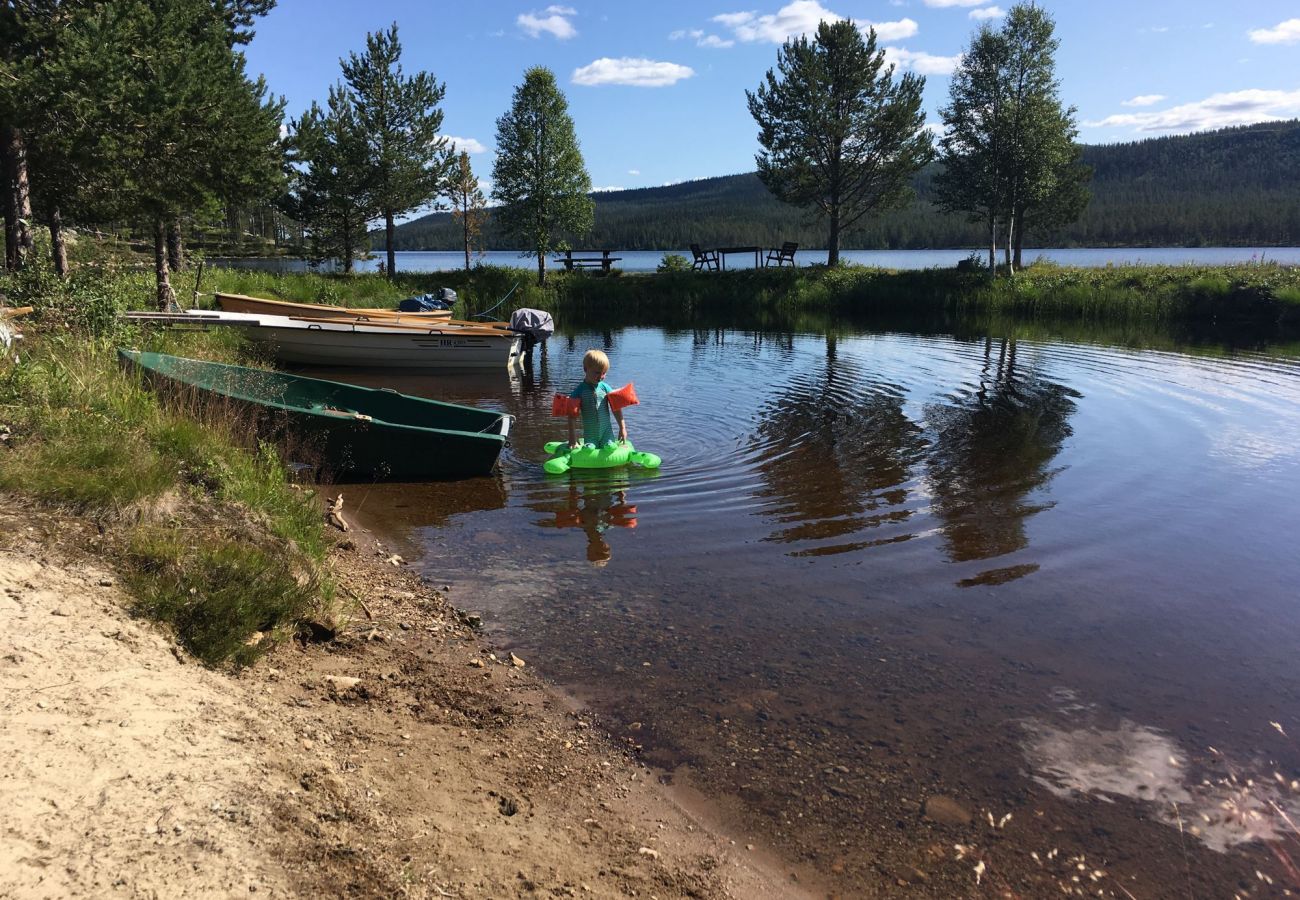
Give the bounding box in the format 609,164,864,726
509,307,555,367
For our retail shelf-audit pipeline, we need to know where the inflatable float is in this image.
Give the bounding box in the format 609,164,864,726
542,440,662,475
545,382,663,475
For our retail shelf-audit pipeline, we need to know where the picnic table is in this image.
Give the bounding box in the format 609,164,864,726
554,250,622,273
716,246,762,271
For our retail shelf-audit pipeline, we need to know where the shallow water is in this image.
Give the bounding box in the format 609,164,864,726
330,318,1300,896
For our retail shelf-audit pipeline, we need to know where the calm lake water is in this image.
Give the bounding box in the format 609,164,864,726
325,314,1300,897
214,245,1300,274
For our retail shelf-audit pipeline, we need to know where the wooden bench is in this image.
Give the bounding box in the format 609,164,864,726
554,250,622,273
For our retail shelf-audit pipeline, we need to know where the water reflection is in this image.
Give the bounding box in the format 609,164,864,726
751,342,926,556
531,471,654,565
923,338,1078,581
394,319,1300,898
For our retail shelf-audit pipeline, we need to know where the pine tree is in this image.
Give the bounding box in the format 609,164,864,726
935,25,1012,270
448,150,487,270
1001,5,1089,268
492,67,592,286
108,0,284,307
746,20,933,266
937,3,1090,272
283,88,378,273
341,23,452,279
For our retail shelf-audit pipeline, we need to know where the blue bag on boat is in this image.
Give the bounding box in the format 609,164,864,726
399,288,456,312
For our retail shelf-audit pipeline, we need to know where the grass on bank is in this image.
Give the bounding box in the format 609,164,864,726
1,262,332,667
198,256,1300,332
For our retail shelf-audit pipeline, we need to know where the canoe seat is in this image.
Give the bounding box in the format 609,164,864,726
313,403,373,422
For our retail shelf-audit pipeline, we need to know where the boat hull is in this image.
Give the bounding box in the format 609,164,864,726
241,324,523,368
118,349,511,481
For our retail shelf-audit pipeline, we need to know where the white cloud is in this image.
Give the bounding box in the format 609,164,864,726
1249,18,1300,45
712,11,757,27
670,27,735,47
1086,88,1300,132
518,7,577,39
591,185,626,192
712,1,837,43
1121,94,1165,107
572,58,696,87
866,17,918,41
922,0,984,6
968,6,1003,20
441,135,487,154
884,46,961,75
628,169,641,175
711,2,917,45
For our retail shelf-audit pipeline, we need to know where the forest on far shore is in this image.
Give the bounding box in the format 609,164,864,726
390,120,1300,252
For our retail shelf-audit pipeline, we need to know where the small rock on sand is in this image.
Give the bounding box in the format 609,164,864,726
922,795,972,826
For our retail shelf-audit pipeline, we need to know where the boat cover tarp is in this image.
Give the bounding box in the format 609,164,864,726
509,308,554,342
399,288,456,312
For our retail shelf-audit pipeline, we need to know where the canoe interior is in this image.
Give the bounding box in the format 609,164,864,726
118,349,510,481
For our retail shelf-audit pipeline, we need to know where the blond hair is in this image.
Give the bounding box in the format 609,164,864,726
582,349,610,374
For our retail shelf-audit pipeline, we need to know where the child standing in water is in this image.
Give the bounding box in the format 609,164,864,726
568,349,628,448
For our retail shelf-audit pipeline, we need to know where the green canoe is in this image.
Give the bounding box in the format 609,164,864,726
118,349,511,481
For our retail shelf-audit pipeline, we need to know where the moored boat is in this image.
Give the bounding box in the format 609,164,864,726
178,309,524,368
214,292,512,330
118,349,512,480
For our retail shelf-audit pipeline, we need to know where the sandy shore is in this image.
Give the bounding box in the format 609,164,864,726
0,494,806,899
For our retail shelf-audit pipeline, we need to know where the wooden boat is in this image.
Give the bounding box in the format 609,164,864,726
214,292,511,330
178,309,524,369
118,349,512,481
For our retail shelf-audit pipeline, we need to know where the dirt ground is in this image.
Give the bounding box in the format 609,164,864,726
0,495,809,899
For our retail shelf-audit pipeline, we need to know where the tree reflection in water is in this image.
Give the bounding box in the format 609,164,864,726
923,337,1079,584
751,336,928,556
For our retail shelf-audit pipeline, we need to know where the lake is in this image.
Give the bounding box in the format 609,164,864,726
212,245,1300,274
324,313,1300,897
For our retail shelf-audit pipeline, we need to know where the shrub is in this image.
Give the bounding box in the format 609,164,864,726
657,253,691,273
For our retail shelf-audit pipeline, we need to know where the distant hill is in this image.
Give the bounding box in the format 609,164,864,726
391,120,1300,252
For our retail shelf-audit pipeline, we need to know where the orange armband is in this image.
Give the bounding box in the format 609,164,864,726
551,394,581,417
607,382,639,412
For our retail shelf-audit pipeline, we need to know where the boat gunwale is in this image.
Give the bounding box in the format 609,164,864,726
213,292,512,331
117,349,510,444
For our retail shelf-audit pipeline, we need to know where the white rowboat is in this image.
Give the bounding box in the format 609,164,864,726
174,310,524,369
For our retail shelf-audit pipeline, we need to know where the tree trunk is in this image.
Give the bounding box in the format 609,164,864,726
49,207,68,278
536,250,546,287
341,224,354,274
3,126,34,272
827,206,840,267
1004,213,1015,275
462,208,471,271
988,215,997,272
1,131,13,271
167,218,184,271
384,210,396,279
154,217,176,310
1013,205,1025,270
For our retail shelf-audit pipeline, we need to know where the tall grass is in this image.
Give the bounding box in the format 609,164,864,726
537,261,1300,331
1,260,331,666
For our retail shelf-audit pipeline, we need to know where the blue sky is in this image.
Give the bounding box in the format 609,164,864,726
243,1,1300,196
